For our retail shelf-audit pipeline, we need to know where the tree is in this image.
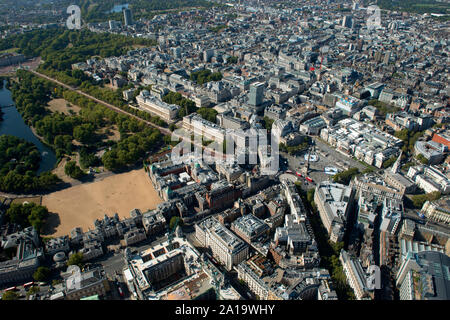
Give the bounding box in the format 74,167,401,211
197,108,218,123
6,203,49,231
263,116,274,131
26,286,40,297
394,129,425,154
416,154,429,165
33,266,50,282
67,252,84,267
64,161,85,179
28,205,49,231
333,167,360,185
307,188,315,205
73,123,96,144
227,56,238,64
189,69,222,85
5,203,29,227
0,135,59,193
382,156,397,169
169,216,181,231
410,191,441,209
2,291,19,300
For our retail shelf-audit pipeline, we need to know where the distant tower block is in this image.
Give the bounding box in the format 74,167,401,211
342,15,353,28
248,82,264,106
123,8,133,26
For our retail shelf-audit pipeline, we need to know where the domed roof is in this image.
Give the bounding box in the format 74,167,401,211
53,251,67,262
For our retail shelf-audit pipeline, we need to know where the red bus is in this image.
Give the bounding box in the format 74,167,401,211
118,286,124,297
4,286,17,292
23,282,35,289
306,177,313,183
296,171,302,177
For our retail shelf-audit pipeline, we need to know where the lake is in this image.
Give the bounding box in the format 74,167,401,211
0,79,57,174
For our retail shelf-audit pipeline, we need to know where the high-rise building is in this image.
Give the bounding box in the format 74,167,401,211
123,8,133,26
383,51,391,64
342,16,353,28
248,82,265,106
204,49,215,62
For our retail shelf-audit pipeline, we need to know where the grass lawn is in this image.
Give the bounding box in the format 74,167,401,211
0,48,19,54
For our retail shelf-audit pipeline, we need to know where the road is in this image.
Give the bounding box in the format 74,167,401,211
93,234,170,276
312,137,368,172
282,137,373,187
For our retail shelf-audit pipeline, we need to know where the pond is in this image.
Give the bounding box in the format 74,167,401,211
0,79,57,174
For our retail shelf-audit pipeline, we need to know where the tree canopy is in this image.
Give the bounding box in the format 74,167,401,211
11,70,165,173
65,161,86,180
162,91,197,119
197,108,218,123
1,291,19,300
6,203,49,232
190,69,222,85
67,252,84,268
410,191,441,209
333,167,360,185
0,135,60,193
33,266,50,282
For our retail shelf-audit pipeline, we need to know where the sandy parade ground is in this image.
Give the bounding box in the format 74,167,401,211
42,169,163,237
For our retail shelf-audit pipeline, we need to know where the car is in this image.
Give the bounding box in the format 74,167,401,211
416,211,425,219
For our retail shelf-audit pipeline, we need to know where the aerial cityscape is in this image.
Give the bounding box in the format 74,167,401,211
0,0,449,304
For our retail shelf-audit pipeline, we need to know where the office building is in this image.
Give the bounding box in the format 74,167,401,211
340,250,372,300
342,16,353,28
248,82,265,106
65,266,109,300
414,140,447,165
123,8,133,26
136,90,180,122
380,198,403,235
396,251,450,300
407,165,450,194
231,214,270,244
183,113,226,143
335,95,361,116
314,182,355,243
421,198,450,225
195,217,249,270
